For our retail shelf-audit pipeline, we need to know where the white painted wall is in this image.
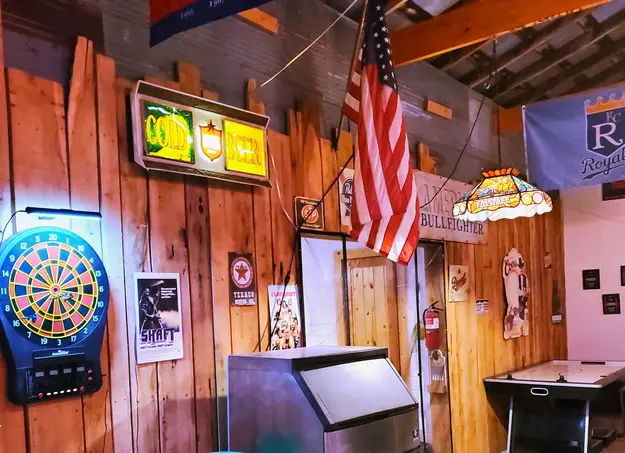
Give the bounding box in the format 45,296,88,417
562,185,625,361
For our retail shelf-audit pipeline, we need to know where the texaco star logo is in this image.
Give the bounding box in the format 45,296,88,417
231,256,253,289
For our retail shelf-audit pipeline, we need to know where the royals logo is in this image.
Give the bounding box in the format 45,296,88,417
581,94,625,180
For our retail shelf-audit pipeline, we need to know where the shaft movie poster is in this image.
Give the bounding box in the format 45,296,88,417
134,273,184,364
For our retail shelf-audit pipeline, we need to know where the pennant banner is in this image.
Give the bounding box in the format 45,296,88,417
525,84,625,191
150,0,272,46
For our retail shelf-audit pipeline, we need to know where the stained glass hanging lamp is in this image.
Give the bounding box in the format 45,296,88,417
452,40,552,222
452,167,552,222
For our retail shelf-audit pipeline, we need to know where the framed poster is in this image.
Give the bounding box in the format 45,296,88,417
602,180,625,201
449,265,469,302
134,273,183,364
229,253,257,306
602,294,621,315
268,285,301,350
582,269,600,290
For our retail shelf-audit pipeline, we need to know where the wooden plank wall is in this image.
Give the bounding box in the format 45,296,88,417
446,199,568,453
0,32,567,453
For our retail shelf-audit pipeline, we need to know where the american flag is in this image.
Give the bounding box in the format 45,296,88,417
342,0,420,265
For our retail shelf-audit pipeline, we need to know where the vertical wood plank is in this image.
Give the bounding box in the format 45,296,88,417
288,109,304,200
117,79,158,453
8,69,83,453
300,100,324,201
385,262,400,372
0,5,27,453
247,79,272,353
269,130,294,285
177,60,218,453
148,172,196,453
66,38,112,453
98,58,134,453
207,181,232,450
396,265,411,383
362,267,375,346
320,138,339,232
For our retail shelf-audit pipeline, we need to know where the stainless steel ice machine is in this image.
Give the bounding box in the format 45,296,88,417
228,346,420,453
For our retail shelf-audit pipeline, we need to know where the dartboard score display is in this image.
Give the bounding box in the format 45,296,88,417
0,227,110,404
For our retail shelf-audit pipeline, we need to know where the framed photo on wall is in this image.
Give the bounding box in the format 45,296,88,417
582,269,600,290
602,294,621,315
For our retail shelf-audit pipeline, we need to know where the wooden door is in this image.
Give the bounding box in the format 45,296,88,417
346,254,400,371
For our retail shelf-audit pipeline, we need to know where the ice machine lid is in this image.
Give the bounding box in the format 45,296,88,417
299,358,417,427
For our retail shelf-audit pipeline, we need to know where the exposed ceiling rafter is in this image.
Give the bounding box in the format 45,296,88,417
460,12,586,89
491,8,625,101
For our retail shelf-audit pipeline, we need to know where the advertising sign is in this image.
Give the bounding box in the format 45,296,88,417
131,81,271,187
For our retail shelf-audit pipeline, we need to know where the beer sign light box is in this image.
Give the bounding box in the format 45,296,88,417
131,81,271,187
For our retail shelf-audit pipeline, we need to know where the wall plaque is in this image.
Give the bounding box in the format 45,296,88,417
295,197,324,231
582,269,600,290
229,253,257,306
602,294,621,315
131,81,271,187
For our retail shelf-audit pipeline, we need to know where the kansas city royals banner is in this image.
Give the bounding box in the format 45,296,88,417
525,85,625,191
150,0,272,46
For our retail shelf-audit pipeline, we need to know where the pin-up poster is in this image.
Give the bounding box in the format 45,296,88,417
134,273,184,364
150,0,273,46
502,249,529,340
268,285,301,350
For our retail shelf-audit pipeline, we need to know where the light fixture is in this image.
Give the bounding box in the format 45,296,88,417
452,40,552,223
25,207,102,220
452,167,552,222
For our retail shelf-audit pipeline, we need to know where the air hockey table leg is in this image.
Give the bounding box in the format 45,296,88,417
507,397,513,453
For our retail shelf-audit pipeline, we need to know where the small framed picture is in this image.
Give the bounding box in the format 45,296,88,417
621,266,625,287
582,269,600,290
602,294,621,315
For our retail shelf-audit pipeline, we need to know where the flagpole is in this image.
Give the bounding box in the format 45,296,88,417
333,0,370,152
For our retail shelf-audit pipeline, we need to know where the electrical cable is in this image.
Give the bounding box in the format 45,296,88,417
0,210,25,249
419,40,500,210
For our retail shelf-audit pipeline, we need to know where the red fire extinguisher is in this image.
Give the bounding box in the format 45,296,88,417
424,301,442,350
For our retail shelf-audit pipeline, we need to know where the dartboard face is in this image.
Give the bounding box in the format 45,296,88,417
0,227,109,348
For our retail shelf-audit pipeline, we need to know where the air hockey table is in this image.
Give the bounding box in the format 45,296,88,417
484,360,625,453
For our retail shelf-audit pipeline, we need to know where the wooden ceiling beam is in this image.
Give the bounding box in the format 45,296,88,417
492,8,625,101
461,12,585,89
389,0,609,67
519,36,625,104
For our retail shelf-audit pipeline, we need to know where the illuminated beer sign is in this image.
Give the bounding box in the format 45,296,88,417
131,81,271,188
143,101,194,163
224,120,267,177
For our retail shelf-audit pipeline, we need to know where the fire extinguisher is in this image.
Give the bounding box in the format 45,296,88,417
423,301,442,350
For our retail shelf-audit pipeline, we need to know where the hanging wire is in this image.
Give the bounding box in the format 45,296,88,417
419,39,500,210
260,0,360,88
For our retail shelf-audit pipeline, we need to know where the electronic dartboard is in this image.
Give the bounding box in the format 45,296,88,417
0,227,109,404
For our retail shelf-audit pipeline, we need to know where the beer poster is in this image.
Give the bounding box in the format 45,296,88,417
268,285,301,350
229,253,257,306
134,273,184,364
449,265,468,302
